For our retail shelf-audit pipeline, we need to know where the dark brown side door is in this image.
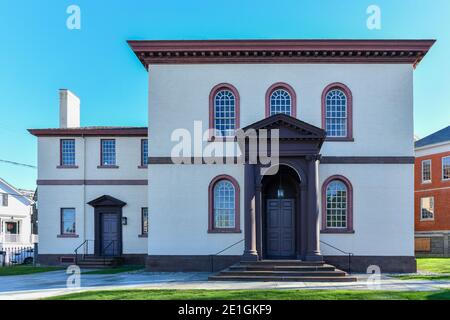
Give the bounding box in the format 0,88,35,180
266,199,295,258
100,212,120,256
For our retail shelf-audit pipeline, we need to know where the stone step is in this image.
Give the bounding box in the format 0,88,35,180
241,260,325,267
229,265,336,272
209,260,356,282
77,261,115,266
76,257,122,268
80,258,117,263
219,270,347,277
208,275,357,282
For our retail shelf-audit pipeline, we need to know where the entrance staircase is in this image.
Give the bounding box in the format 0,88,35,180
208,260,357,282
75,256,123,268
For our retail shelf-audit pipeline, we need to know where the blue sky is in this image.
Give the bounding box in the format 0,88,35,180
0,0,449,190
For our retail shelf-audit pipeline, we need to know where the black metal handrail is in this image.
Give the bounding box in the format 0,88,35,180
102,240,116,264
210,239,244,272
74,240,93,264
320,240,353,274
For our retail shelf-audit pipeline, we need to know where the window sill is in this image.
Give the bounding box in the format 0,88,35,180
138,234,148,238
57,234,79,238
420,219,434,222
208,229,242,234
138,165,148,169
57,165,79,169
97,165,119,169
325,137,354,142
320,229,354,234
421,181,432,184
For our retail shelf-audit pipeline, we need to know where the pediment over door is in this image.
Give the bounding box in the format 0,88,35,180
240,114,326,158
88,195,127,207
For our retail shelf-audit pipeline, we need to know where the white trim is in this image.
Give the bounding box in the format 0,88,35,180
415,185,450,193
442,156,450,181
415,140,450,152
421,159,432,184
420,196,435,221
415,230,450,235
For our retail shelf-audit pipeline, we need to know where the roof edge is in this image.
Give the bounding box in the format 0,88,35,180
28,127,148,137
0,178,34,205
128,39,436,68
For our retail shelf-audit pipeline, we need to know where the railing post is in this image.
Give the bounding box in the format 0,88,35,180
33,242,38,267
348,254,352,274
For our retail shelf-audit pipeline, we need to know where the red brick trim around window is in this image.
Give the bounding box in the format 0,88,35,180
321,175,354,234
208,83,240,141
265,82,297,118
321,82,354,141
208,175,241,233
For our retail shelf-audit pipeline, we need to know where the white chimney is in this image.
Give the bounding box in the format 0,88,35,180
59,89,80,128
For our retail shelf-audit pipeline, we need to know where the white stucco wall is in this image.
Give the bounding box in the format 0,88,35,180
148,164,245,255
148,64,414,157
38,137,147,180
319,164,414,256
146,63,414,257
36,136,148,255
38,185,147,254
35,62,416,259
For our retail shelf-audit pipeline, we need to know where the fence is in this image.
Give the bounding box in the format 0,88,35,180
0,233,38,244
0,246,35,267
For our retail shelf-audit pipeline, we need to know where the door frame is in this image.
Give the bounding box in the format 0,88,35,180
88,195,126,257
95,207,123,256
264,198,296,259
257,161,309,261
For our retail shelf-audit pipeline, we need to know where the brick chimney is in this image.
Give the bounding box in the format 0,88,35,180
59,89,80,128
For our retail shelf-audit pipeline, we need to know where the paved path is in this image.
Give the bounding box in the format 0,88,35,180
1,270,450,300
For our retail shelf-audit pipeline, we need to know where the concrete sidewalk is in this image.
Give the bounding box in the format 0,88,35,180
0,270,450,300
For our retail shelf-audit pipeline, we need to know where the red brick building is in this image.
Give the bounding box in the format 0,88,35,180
414,125,450,256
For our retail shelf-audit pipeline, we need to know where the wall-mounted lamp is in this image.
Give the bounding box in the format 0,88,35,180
122,217,128,226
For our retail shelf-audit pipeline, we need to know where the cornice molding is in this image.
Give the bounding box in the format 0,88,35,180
28,127,148,137
128,39,435,68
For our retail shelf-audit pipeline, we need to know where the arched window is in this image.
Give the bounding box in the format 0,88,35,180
209,84,240,138
265,83,297,117
270,89,292,116
214,180,235,228
208,175,240,233
321,175,354,233
321,83,353,140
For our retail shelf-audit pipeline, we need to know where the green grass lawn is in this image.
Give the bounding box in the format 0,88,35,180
48,289,450,300
393,274,450,280
82,265,144,275
391,258,450,281
417,258,450,273
0,265,63,276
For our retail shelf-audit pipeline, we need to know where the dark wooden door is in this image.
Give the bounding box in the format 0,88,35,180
100,212,120,256
266,199,295,258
